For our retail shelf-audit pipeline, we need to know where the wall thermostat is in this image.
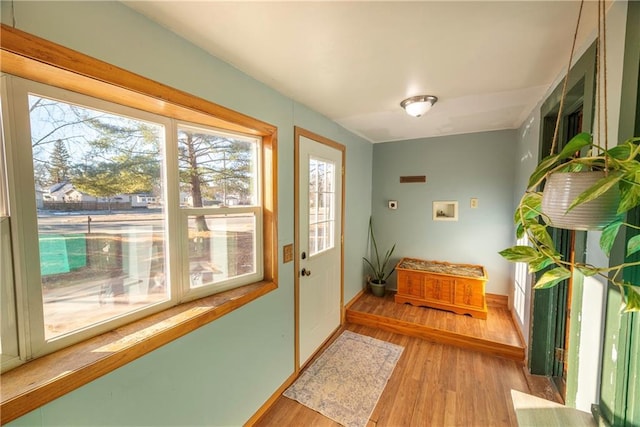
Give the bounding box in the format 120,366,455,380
388,200,398,210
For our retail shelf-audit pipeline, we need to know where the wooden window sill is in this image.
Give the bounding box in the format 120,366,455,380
0,281,277,425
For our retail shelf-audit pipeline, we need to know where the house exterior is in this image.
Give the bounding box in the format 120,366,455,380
130,193,158,208
41,181,158,209
0,1,637,426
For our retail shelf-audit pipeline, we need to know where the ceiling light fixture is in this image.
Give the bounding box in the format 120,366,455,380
400,95,438,117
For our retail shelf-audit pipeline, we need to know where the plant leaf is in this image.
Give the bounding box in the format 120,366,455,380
576,265,600,276
534,267,571,289
567,171,623,212
627,235,640,257
499,246,539,263
528,255,556,273
529,223,555,250
607,142,633,160
600,218,624,256
557,132,592,160
622,284,640,313
618,167,640,213
519,192,543,222
528,154,560,189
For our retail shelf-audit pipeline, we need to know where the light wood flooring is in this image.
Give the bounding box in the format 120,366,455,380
254,291,556,427
346,292,525,361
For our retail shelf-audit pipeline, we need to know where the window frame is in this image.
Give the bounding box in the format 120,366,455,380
175,121,264,300
0,96,21,370
6,76,180,358
0,24,278,424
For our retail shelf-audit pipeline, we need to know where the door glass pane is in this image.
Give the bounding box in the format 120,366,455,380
308,156,335,256
28,94,168,340
187,213,256,288
309,158,318,193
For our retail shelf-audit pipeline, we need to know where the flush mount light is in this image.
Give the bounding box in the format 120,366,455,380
400,95,438,117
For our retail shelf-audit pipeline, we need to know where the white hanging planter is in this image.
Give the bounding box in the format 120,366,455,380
541,171,620,231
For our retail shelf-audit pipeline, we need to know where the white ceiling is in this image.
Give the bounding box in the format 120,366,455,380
123,1,599,143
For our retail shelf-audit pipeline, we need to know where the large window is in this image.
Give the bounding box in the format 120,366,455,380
1,75,264,366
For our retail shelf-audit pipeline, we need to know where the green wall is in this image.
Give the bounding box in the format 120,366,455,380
371,129,518,296
2,1,372,425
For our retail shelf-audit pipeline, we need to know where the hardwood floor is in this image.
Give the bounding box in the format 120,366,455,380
252,291,562,426
255,323,530,427
346,292,526,361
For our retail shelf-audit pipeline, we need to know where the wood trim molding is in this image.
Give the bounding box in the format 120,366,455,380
0,25,275,137
293,126,346,373
346,310,526,362
486,293,509,307
243,371,298,426
345,289,365,311
1,282,277,425
511,309,529,365
0,24,279,425
245,324,346,426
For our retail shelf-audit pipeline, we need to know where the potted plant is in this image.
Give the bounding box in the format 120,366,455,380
500,132,640,312
363,217,396,297
499,0,640,312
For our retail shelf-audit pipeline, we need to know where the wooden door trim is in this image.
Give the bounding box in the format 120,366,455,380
293,126,345,372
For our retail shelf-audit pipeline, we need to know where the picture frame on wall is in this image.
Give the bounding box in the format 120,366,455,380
433,201,458,221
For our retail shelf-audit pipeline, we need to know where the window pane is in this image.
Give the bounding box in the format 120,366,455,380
325,162,335,193
187,213,256,288
308,156,336,256
309,186,318,225
309,158,318,192
178,125,258,208
309,223,318,255
28,94,168,340
317,161,326,192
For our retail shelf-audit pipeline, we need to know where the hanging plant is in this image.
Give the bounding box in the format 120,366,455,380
500,132,640,312
501,0,640,313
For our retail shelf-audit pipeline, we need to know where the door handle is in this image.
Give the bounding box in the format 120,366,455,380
301,268,311,277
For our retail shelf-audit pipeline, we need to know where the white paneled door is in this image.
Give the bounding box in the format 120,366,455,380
297,131,343,367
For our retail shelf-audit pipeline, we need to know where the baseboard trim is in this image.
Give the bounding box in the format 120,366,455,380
345,289,365,310
346,309,525,362
244,371,298,426
486,293,509,307
510,308,529,364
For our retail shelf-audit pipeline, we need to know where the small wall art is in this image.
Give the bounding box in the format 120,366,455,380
433,201,458,221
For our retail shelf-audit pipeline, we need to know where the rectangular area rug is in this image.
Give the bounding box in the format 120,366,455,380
283,330,404,427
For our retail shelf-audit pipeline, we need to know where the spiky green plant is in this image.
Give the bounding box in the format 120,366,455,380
363,217,396,283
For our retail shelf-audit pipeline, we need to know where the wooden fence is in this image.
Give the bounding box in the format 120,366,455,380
42,201,132,211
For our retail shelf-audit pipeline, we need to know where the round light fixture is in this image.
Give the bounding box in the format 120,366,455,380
400,95,438,117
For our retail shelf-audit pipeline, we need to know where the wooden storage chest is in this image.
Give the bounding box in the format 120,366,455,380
394,257,488,319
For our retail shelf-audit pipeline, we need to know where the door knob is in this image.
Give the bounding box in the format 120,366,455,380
301,268,311,276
